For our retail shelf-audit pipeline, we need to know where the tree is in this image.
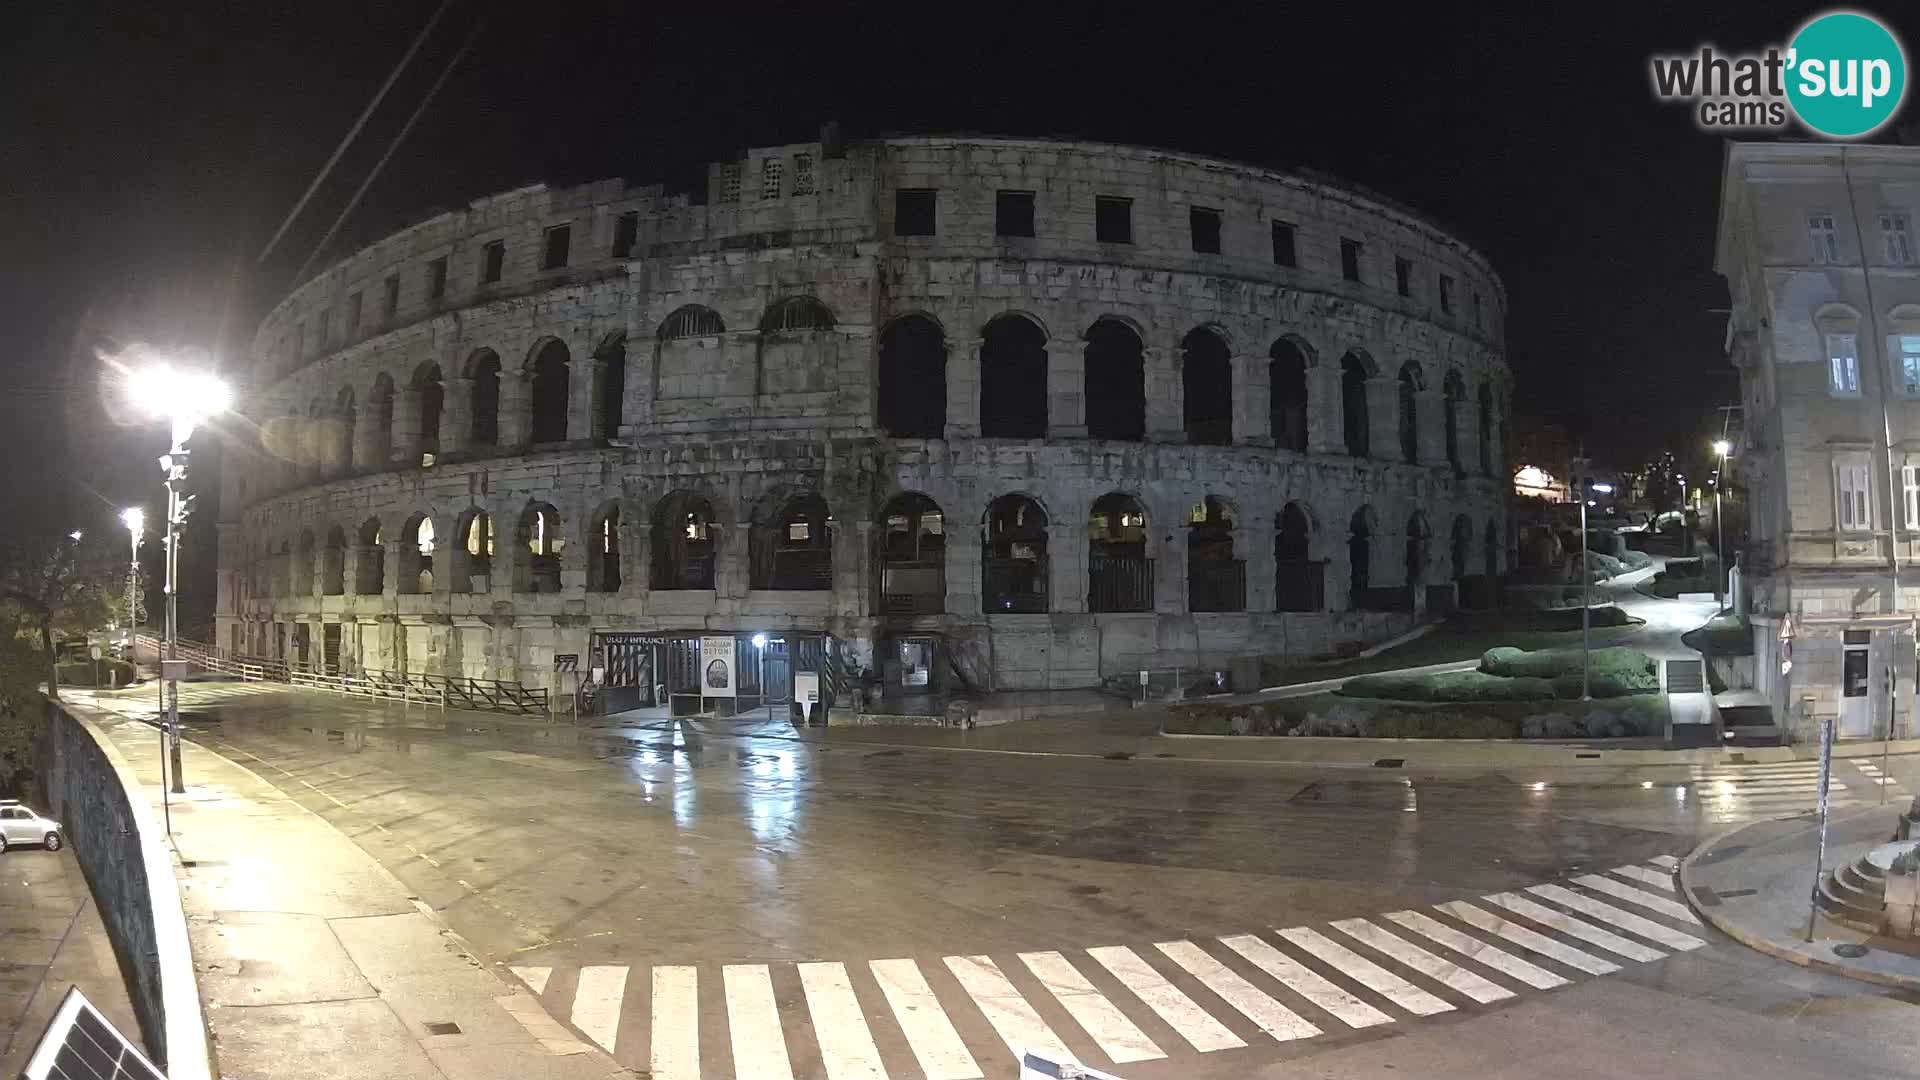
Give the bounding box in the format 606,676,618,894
0,528,125,701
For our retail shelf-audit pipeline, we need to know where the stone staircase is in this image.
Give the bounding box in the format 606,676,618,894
1818,846,1895,931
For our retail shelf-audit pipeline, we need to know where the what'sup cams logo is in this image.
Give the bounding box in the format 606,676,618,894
1650,10,1907,138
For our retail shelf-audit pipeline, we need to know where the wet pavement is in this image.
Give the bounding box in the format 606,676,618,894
67,684,1920,1079
0,847,144,1076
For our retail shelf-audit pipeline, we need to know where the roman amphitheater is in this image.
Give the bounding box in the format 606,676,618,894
216,132,1511,714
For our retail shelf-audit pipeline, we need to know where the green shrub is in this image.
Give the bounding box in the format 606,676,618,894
1340,670,1556,702
1480,645,1656,689
54,659,135,688
1369,709,1520,739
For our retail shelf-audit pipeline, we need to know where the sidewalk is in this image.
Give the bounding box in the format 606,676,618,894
0,848,145,1076
67,702,623,1080
1681,803,1920,990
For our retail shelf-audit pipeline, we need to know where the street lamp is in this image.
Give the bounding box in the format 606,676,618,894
119,508,144,645
130,363,231,795
1712,440,1732,608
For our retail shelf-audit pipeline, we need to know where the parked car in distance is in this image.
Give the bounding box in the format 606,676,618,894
0,801,63,852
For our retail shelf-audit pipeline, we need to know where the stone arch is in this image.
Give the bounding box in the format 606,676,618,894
322,524,347,595
1269,337,1311,452
1181,326,1232,446
759,296,836,333
366,373,395,464
1342,351,1372,457
595,332,627,440
466,349,501,446
452,508,494,593
413,361,444,455
1083,317,1145,441
658,304,725,340
877,314,947,438
399,512,435,594
1405,511,1432,586
877,492,946,615
1478,381,1495,475
651,491,718,590
514,501,565,593
587,499,622,593
1089,492,1151,613
1187,495,1243,612
751,491,833,591
355,516,385,595
1443,369,1465,471
332,386,357,476
1275,501,1321,611
984,493,1049,613
294,528,316,595
979,313,1048,438
1398,361,1422,463
1451,514,1473,582
527,339,570,444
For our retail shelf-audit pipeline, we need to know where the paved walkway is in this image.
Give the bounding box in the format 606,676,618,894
0,846,144,1076
65,698,624,1080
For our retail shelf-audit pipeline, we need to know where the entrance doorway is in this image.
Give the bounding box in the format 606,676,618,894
1840,629,1874,738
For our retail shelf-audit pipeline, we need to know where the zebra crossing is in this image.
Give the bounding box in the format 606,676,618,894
1684,757,1909,822
505,858,1705,1079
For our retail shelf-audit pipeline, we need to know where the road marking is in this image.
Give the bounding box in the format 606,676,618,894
1329,918,1514,1004
798,962,887,1080
1570,874,1701,924
869,959,981,1080
652,966,700,1080
1277,926,1453,1016
1219,934,1393,1029
1019,951,1164,1063
724,964,795,1080
1482,893,1666,962
1646,855,1680,869
1436,901,1620,976
571,966,626,1054
1154,940,1321,1042
1526,885,1706,951
1383,910,1568,990
510,964,551,995
945,955,1071,1061
1610,865,1676,891
1085,945,1245,1053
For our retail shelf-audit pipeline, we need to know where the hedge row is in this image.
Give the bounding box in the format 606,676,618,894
1164,694,1667,740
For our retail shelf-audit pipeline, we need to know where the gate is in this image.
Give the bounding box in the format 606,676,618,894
596,632,659,714
322,624,342,674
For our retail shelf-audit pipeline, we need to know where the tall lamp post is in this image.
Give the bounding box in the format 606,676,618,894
130,364,231,796
1712,439,1732,609
119,508,144,643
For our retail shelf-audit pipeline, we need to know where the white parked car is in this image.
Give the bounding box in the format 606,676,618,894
0,801,63,852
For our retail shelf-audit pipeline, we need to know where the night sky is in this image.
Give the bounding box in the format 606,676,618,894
5,1,1914,539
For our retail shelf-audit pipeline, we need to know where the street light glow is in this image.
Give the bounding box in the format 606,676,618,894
129,364,232,444
68,530,83,542
120,507,145,534
1712,439,1732,457
1592,483,1614,494
751,633,769,648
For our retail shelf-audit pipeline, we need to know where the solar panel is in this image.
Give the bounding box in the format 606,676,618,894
18,986,166,1080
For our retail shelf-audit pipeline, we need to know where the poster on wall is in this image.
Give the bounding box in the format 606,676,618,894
699,635,737,697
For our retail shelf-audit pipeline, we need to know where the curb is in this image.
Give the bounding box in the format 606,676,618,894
1678,807,1920,992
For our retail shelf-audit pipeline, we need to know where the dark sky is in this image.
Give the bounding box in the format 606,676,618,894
5,0,1913,536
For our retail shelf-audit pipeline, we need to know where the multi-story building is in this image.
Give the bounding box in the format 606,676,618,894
1716,141,1920,742
216,133,1511,712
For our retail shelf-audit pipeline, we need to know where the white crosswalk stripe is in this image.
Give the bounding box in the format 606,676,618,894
504,860,1717,1077
1085,945,1245,1053
1647,855,1680,869
1436,901,1621,975
1525,885,1706,951
1330,918,1515,1004
1572,874,1701,923
1610,864,1677,891
1018,951,1163,1063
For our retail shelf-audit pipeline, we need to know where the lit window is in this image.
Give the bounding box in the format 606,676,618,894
1838,455,1872,532
1809,212,1840,264
788,522,810,541
718,163,741,204
600,517,616,554
1828,332,1860,396
761,158,783,199
416,518,435,556
1883,212,1915,265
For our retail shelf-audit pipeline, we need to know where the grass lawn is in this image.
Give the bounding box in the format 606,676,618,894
1261,618,1642,687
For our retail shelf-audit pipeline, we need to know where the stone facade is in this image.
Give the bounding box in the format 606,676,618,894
217,135,1511,700
1717,142,1920,742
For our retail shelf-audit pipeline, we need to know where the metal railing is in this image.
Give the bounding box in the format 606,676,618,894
1187,559,1246,613
1089,556,1154,613
1274,560,1326,612
137,633,548,715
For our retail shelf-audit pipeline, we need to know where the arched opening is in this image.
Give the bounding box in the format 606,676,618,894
1451,515,1473,582
595,335,626,440
1088,493,1151,612
760,296,835,333
588,503,621,593
528,340,570,443
753,493,832,591
1443,371,1464,472
453,510,493,593
659,304,725,340
515,503,564,593
1084,319,1144,441
1484,518,1501,576
275,540,292,596
333,388,356,476
1348,508,1372,603
294,529,316,595
1181,327,1232,445
1478,382,1494,476
322,525,346,595
367,374,395,465
1342,352,1372,457
1275,503,1323,612
1269,339,1309,452
878,493,945,614
1186,496,1243,612
399,514,434,594
415,363,444,457
979,314,1047,438
468,350,501,447
984,494,1049,613
877,315,946,438
1398,362,1421,463
1405,512,1431,587
356,517,385,594
651,492,717,590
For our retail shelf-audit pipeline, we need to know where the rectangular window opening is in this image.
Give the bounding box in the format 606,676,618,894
346,291,363,334
1394,257,1412,297
760,158,783,199
428,256,448,299
383,275,400,320
718,163,742,204
792,153,816,196
1901,334,1920,396
1189,206,1222,254
1271,221,1296,267
1838,454,1872,532
481,241,505,284
542,225,571,270
1096,196,1132,244
1341,238,1363,282
1828,332,1860,396
1809,212,1840,264
1883,212,1915,265
995,190,1036,238
895,189,937,236
1439,274,1455,314
612,212,638,258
